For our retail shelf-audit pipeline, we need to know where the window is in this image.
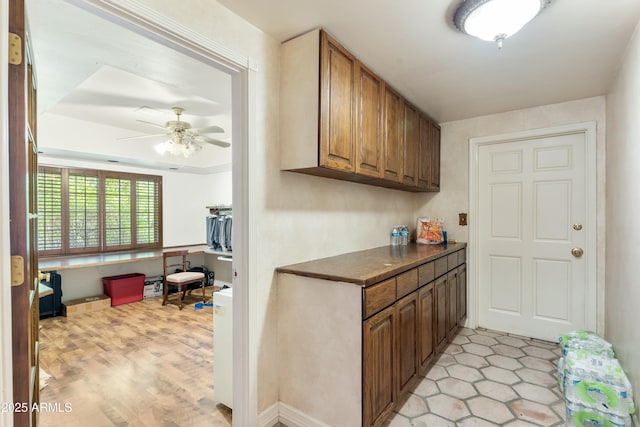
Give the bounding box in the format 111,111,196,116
37,166,162,256
37,167,63,252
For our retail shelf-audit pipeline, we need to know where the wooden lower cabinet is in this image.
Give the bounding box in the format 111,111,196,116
278,245,468,427
364,251,467,427
363,305,396,427
417,283,435,374
361,249,467,427
435,275,448,353
396,292,418,396
458,264,467,325
447,269,458,337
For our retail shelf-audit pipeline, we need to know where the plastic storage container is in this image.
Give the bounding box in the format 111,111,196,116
558,331,635,427
565,400,630,427
102,273,145,306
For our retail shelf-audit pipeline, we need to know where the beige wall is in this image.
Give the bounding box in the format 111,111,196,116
135,0,417,415
605,20,640,417
421,96,607,334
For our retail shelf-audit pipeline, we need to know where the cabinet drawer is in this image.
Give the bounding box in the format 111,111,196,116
434,256,448,278
364,278,397,318
418,261,435,286
458,249,466,266
397,268,418,298
447,253,459,269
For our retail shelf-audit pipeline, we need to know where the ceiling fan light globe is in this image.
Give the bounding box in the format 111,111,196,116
155,142,168,155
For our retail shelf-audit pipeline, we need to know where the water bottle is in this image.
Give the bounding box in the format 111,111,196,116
400,226,409,245
390,228,401,246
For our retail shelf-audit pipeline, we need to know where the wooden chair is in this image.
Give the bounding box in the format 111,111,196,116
161,250,205,310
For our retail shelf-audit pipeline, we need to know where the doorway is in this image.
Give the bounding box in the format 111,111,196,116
469,122,597,342
9,0,255,424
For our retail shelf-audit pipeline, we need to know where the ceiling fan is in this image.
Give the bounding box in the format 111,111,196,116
120,107,230,157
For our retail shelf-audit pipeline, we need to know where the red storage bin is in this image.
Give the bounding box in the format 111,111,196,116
102,273,145,306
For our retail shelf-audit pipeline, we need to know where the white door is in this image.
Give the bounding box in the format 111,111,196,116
474,125,596,341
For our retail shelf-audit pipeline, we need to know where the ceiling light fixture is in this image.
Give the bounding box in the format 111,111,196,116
121,107,229,157
454,0,551,48
154,132,202,158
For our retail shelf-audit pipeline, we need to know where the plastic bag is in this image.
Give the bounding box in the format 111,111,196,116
416,217,444,244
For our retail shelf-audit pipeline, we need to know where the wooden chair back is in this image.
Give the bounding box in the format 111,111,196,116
163,250,189,278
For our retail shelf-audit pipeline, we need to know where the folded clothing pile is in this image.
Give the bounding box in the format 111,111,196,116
558,331,635,427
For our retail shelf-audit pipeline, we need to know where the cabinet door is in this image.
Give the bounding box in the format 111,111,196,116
383,86,403,182
418,283,435,373
447,270,458,338
363,305,396,427
355,63,383,178
320,31,356,172
396,293,418,397
458,264,467,326
417,115,431,189
435,275,448,352
429,123,441,191
402,102,419,186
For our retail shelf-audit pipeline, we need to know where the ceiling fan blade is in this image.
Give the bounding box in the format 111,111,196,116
195,125,224,134
195,135,231,148
117,132,169,141
136,119,167,130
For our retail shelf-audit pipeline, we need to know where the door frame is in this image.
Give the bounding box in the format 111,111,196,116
1,1,14,425
0,0,259,425
468,121,597,335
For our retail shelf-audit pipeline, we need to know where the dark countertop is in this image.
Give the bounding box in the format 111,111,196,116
276,242,466,287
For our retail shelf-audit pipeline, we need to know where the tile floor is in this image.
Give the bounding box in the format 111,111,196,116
386,327,567,427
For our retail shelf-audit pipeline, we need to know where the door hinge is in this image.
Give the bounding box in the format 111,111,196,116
8,32,22,65
11,255,25,286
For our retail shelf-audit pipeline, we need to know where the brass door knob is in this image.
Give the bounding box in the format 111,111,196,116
571,247,584,258
573,224,583,231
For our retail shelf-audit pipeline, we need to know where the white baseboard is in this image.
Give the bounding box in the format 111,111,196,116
258,402,331,427
258,402,280,427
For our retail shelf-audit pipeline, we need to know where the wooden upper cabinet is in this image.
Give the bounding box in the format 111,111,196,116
355,63,383,178
417,115,431,190
402,102,419,186
383,86,403,182
320,31,356,172
430,123,441,191
280,28,440,192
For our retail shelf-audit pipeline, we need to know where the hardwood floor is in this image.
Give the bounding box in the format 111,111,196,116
38,287,232,427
